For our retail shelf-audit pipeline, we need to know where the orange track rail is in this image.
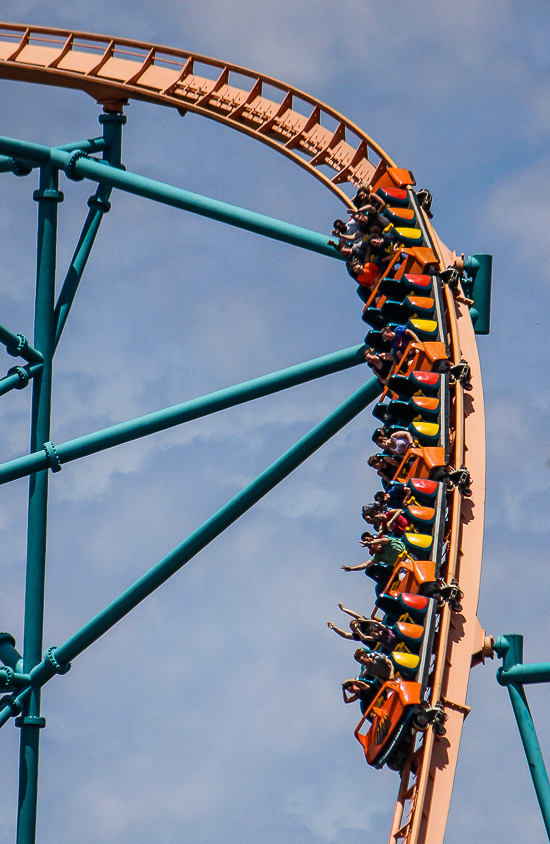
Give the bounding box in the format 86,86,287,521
0,22,396,207
0,23,486,844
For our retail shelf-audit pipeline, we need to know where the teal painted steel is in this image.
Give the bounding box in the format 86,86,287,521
54,115,124,349
495,634,550,838
0,155,23,173
0,364,42,398
498,662,550,686
507,683,550,839
56,137,108,154
0,344,368,485
0,633,22,671
0,135,344,261
0,376,380,707
0,139,107,175
16,165,62,844
0,324,43,364
464,254,492,335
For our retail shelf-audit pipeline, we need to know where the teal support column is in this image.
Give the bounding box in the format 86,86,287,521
495,635,550,839
16,165,63,844
54,111,125,349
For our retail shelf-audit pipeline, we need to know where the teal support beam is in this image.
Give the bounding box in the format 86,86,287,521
498,662,550,686
0,375,380,713
0,155,29,174
0,633,22,672
0,139,107,176
56,137,108,154
54,113,125,350
0,324,43,364
463,253,492,335
0,364,42,398
0,344,367,484
0,135,343,261
16,165,63,844
507,683,550,839
0,671,32,689
495,635,550,839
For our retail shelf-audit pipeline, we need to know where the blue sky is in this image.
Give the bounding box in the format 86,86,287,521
0,2,549,843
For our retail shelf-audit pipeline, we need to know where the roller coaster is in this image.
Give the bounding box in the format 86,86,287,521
0,20,547,844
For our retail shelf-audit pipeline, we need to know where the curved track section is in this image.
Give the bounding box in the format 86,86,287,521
0,25,486,844
0,22,396,206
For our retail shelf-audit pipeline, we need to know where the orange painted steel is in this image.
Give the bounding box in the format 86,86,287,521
0,22,396,207
385,228,487,844
0,24,486,844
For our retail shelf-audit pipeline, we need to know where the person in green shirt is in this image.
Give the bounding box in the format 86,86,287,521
341,535,407,573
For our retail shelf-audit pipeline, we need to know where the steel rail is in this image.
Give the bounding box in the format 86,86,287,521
0,22,396,208
387,270,463,844
385,209,485,844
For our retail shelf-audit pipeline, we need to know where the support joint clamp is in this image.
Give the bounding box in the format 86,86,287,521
10,158,33,177
87,194,111,213
0,695,22,716
33,188,64,202
6,333,27,358
43,442,62,473
0,666,14,687
66,150,90,181
15,714,46,728
7,366,30,389
45,646,71,675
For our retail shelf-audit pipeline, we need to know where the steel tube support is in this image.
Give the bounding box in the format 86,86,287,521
0,344,367,484
498,662,550,686
507,682,550,839
495,634,550,839
0,364,42,398
16,165,63,844
0,135,343,260
0,324,43,364
56,137,108,154
54,113,125,349
0,140,107,176
0,376,380,705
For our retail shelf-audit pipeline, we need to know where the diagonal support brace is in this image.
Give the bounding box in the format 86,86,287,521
495,634,550,839
0,343,368,484
0,375,381,723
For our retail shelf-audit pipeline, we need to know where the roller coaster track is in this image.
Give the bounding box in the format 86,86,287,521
384,228,487,844
0,22,395,208
0,23,486,844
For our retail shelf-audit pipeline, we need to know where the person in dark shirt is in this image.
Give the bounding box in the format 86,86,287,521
367,453,400,482
364,233,398,271
375,483,412,510
341,678,376,705
352,184,386,214
364,347,395,383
